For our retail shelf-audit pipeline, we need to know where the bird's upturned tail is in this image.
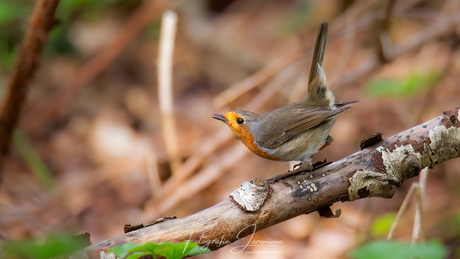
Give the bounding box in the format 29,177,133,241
307,21,332,108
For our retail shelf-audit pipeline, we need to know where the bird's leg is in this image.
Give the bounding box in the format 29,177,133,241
292,136,332,171
267,136,333,183
267,159,313,183
291,136,332,171
291,158,313,173
320,135,334,150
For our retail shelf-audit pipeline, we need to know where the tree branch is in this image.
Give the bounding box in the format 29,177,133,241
67,106,460,258
0,0,60,179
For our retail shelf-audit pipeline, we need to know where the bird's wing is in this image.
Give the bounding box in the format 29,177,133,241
255,106,349,149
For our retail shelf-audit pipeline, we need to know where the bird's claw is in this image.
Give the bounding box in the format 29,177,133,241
292,163,302,170
267,164,313,183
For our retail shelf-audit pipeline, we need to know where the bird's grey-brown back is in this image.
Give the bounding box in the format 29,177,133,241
254,103,349,149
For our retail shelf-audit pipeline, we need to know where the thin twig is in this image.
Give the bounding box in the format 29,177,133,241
158,10,181,175
212,50,301,108
440,0,460,15
392,13,460,57
244,62,300,111
383,0,397,30
146,151,162,199
414,47,450,124
329,6,357,86
155,127,232,200
412,168,428,243
387,183,419,240
0,0,60,178
378,0,397,63
142,143,250,221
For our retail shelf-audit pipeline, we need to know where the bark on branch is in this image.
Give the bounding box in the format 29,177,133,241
71,106,460,259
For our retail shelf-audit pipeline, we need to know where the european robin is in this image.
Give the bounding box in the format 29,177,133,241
212,22,356,175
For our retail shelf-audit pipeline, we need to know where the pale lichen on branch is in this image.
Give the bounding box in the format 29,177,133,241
348,108,460,201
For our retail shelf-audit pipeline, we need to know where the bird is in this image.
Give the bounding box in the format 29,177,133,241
212,21,356,177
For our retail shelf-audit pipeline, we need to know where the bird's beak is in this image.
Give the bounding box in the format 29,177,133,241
212,114,228,123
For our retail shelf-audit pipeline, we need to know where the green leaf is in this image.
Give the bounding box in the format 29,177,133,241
3,232,89,259
128,242,162,253
109,241,210,259
3,238,36,258
126,252,151,259
156,241,210,259
349,240,448,259
109,242,163,258
370,212,397,237
185,243,211,256
109,243,137,258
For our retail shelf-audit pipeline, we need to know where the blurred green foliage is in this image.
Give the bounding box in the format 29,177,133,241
2,232,90,259
0,0,31,70
0,1,29,26
109,241,211,259
458,208,460,228
278,1,312,37
370,212,397,237
456,209,460,257
349,240,447,259
13,129,57,191
56,0,119,22
0,78,5,104
0,0,135,71
365,71,441,98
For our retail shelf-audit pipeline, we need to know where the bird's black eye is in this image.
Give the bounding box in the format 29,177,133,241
236,118,245,125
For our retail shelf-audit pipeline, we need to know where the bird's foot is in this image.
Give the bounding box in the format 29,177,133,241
267,160,313,183
292,162,302,170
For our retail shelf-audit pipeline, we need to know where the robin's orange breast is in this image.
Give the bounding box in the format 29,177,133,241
233,128,280,161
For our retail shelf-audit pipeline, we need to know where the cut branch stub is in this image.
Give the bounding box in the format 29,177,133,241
360,132,384,150
230,178,270,212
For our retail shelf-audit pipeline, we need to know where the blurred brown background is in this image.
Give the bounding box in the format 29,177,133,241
0,0,460,258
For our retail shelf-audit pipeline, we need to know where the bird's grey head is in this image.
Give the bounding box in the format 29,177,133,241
212,110,261,134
